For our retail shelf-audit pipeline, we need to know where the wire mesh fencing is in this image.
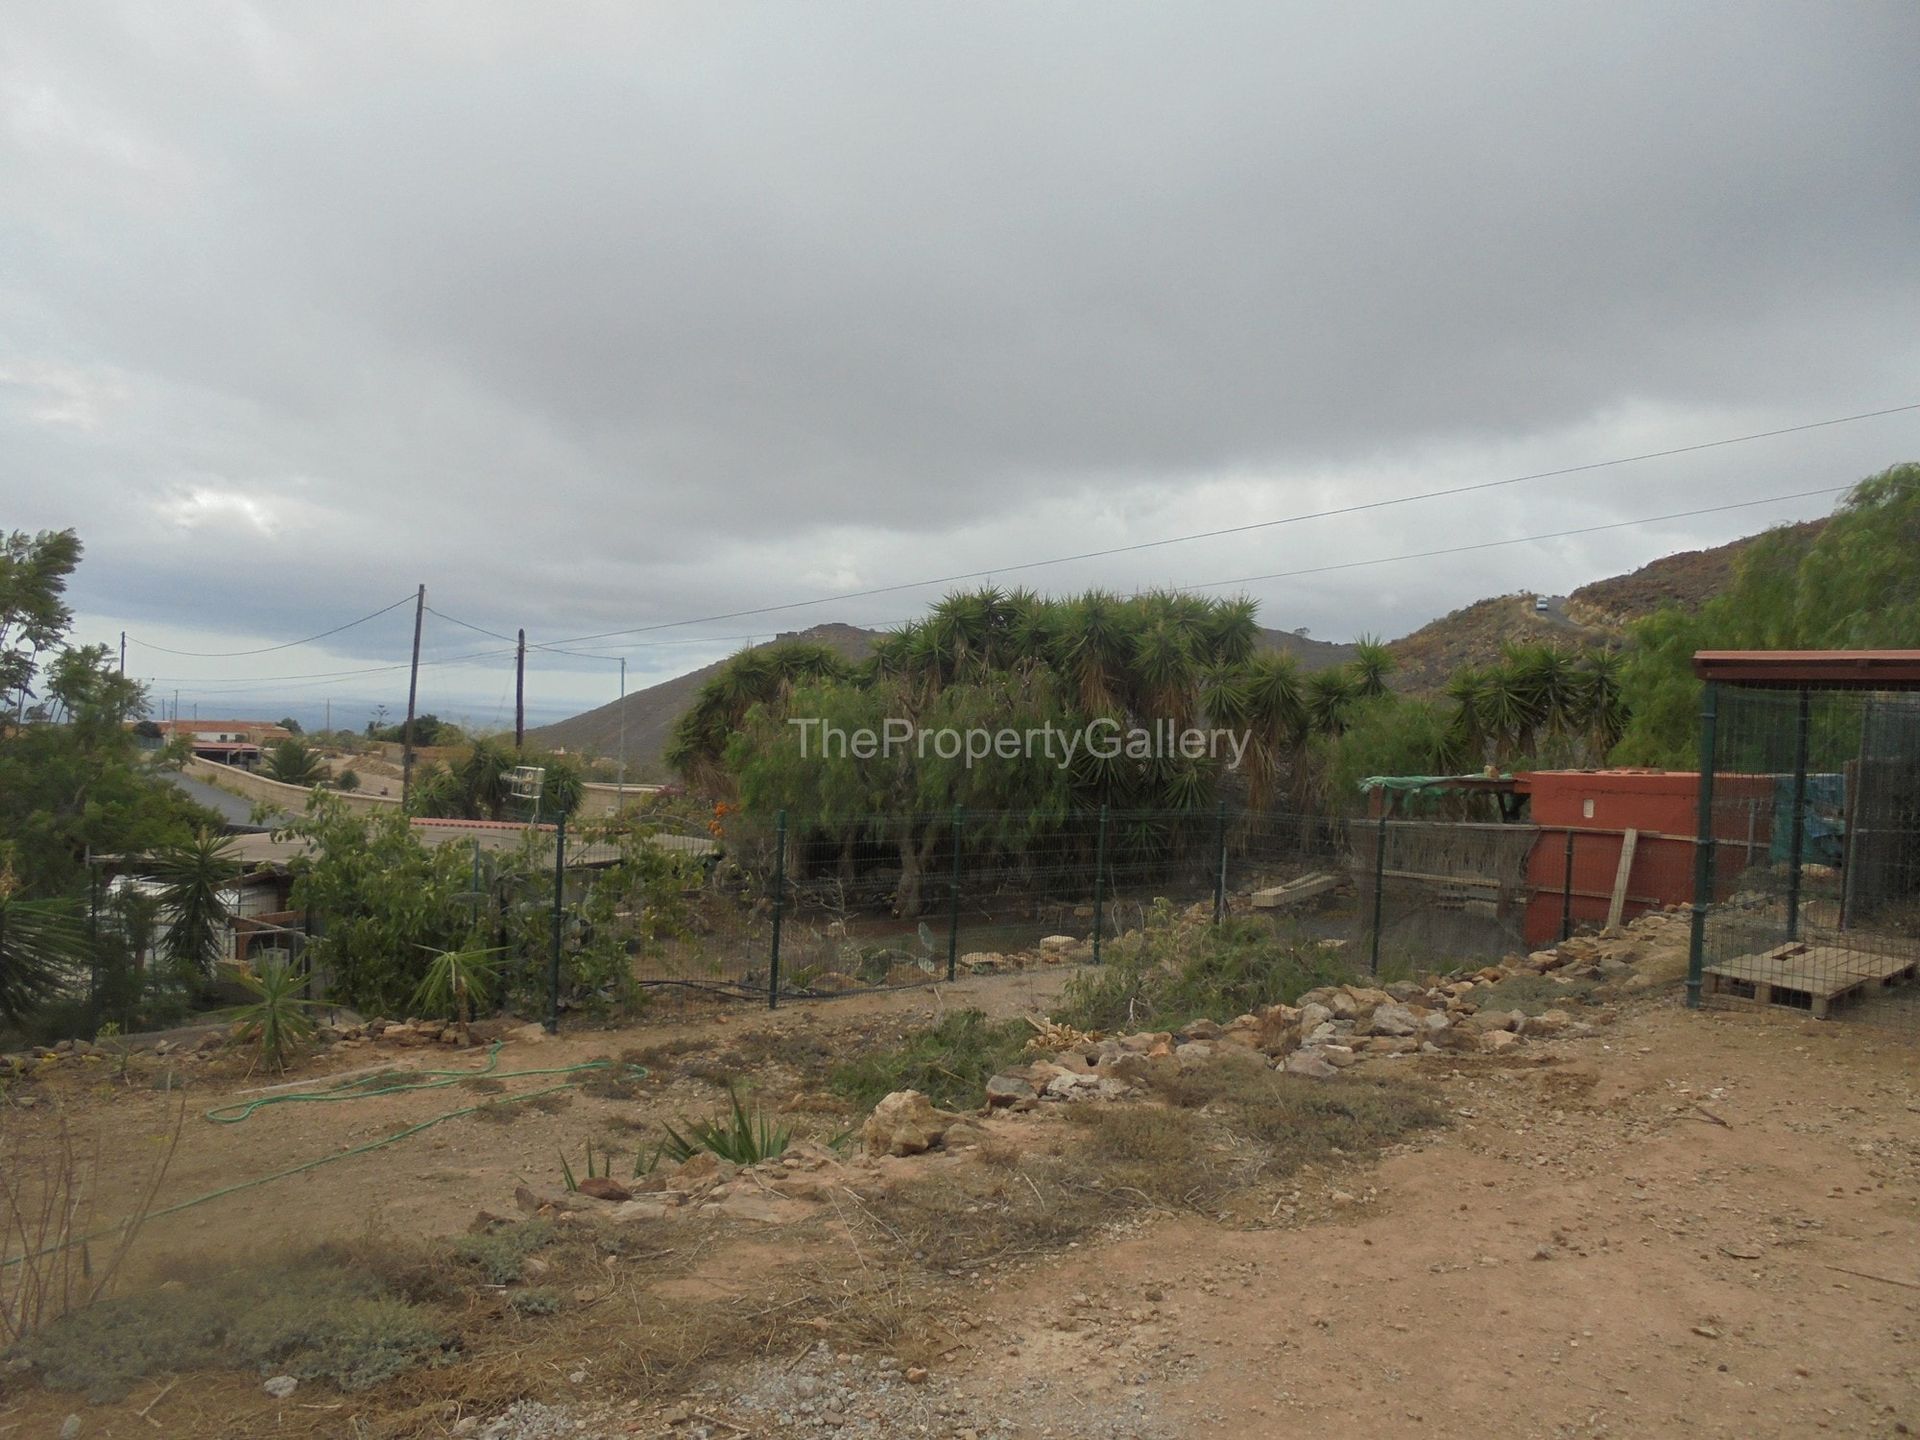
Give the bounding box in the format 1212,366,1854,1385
1690,684,1920,1034
597,802,1695,1023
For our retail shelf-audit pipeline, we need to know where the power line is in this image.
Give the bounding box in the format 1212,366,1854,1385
158,484,1844,703
125,593,416,657
145,646,515,691
423,605,518,644
1183,484,1851,593
534,401,1919,646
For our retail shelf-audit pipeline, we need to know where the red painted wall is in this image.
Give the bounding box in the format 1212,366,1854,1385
1517,771,1775,945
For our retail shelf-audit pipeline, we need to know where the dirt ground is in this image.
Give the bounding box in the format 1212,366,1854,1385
3,972,1917,1439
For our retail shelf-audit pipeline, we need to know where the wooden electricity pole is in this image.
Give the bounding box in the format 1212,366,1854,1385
400,584,426,805
515,629,526,749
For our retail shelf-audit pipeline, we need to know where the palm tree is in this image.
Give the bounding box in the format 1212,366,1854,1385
264,739,326,787
410,943,502,1047
1306,668,1359,738
1574,650,1628,761
1129,617,1199,730
1349,636,1397,699
1051,591,1132,716
152,830,239,980
666,641,847,792
1239,653,1308,807
0,872,82,1024
1444,665,1489,765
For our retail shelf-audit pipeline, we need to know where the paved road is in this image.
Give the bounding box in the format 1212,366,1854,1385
1531,594,1585,633
160,770,289,831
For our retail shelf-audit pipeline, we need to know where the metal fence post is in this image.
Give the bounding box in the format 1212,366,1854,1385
945,805,964,982
1560,829,1576,941
546,813,566,1034
1212,799,1229,925
768,810,787,1010
1686,682,1720,1009
1785,686,1811,940
1092,803,1109,965
1369,812,1388,975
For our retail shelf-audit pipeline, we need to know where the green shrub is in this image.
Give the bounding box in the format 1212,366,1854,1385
506,1288,560,1316
826,1009,1030,1112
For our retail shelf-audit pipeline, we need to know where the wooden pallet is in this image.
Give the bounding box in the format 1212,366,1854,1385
1703,943,1920,1019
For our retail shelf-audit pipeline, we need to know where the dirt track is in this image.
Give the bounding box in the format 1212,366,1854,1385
4,974,1917,1438
963,1001,1919,1438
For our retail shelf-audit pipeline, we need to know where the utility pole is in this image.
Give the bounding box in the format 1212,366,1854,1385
515,629,526,749
325,698,331,733
118,631,125,674
400,583,426,806
172,689,179,723
617,657,627,810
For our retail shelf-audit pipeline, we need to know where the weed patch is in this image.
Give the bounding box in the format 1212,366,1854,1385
450,1221,556,1285
11,1259,450,1401
1143,1058,1445,1175
1469,973,1598,1013
1056,904,1351,1032
827,1009,1029,1112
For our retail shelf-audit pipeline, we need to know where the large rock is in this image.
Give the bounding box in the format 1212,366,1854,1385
577,1176,632,1202
1282,1050,1338,1079
1361,1002,1420,1037
1465,1008,1523,1034
863,1090,955,1156
1044,1072,1127,1101
985,1073,1038,1107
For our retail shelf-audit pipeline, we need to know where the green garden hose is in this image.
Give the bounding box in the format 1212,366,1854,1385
204,1042,643,1124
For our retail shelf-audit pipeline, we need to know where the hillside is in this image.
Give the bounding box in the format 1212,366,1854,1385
1382,523,1828,693
536,520,1813,769
528,623,879,776
1384,594,1614,693
532,622,1353,775
1567,520,1826,627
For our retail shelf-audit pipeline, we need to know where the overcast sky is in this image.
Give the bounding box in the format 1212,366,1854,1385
5,2,1918,731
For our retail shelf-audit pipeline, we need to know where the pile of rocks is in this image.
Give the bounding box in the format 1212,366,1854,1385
954,933,1094,975
981,910,1683,1101
0,1027,225,1077
509,1137,851,1228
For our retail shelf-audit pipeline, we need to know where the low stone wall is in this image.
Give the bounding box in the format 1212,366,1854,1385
183,756,399,817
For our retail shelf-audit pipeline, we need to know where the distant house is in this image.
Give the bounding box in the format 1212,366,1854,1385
154,718,294,769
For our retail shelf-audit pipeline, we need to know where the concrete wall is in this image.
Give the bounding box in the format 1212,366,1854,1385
186,757,667,821
578,782,665,818
183,756,399,817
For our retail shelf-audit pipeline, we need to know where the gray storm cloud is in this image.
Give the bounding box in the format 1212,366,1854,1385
3,1,1917,716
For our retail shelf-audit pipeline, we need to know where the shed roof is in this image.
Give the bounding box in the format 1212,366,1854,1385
1691,650,1920,689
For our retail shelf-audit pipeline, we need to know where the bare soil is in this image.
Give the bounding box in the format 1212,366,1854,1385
3,973,1916,1439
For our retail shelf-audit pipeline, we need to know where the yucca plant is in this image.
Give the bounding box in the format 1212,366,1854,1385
559,1140,616,1192
409,943,501,1046
222,956,318,1073
152,829,239,981
658,1084,790,1165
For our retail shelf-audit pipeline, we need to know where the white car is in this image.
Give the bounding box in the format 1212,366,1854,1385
1535,596,1550,613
